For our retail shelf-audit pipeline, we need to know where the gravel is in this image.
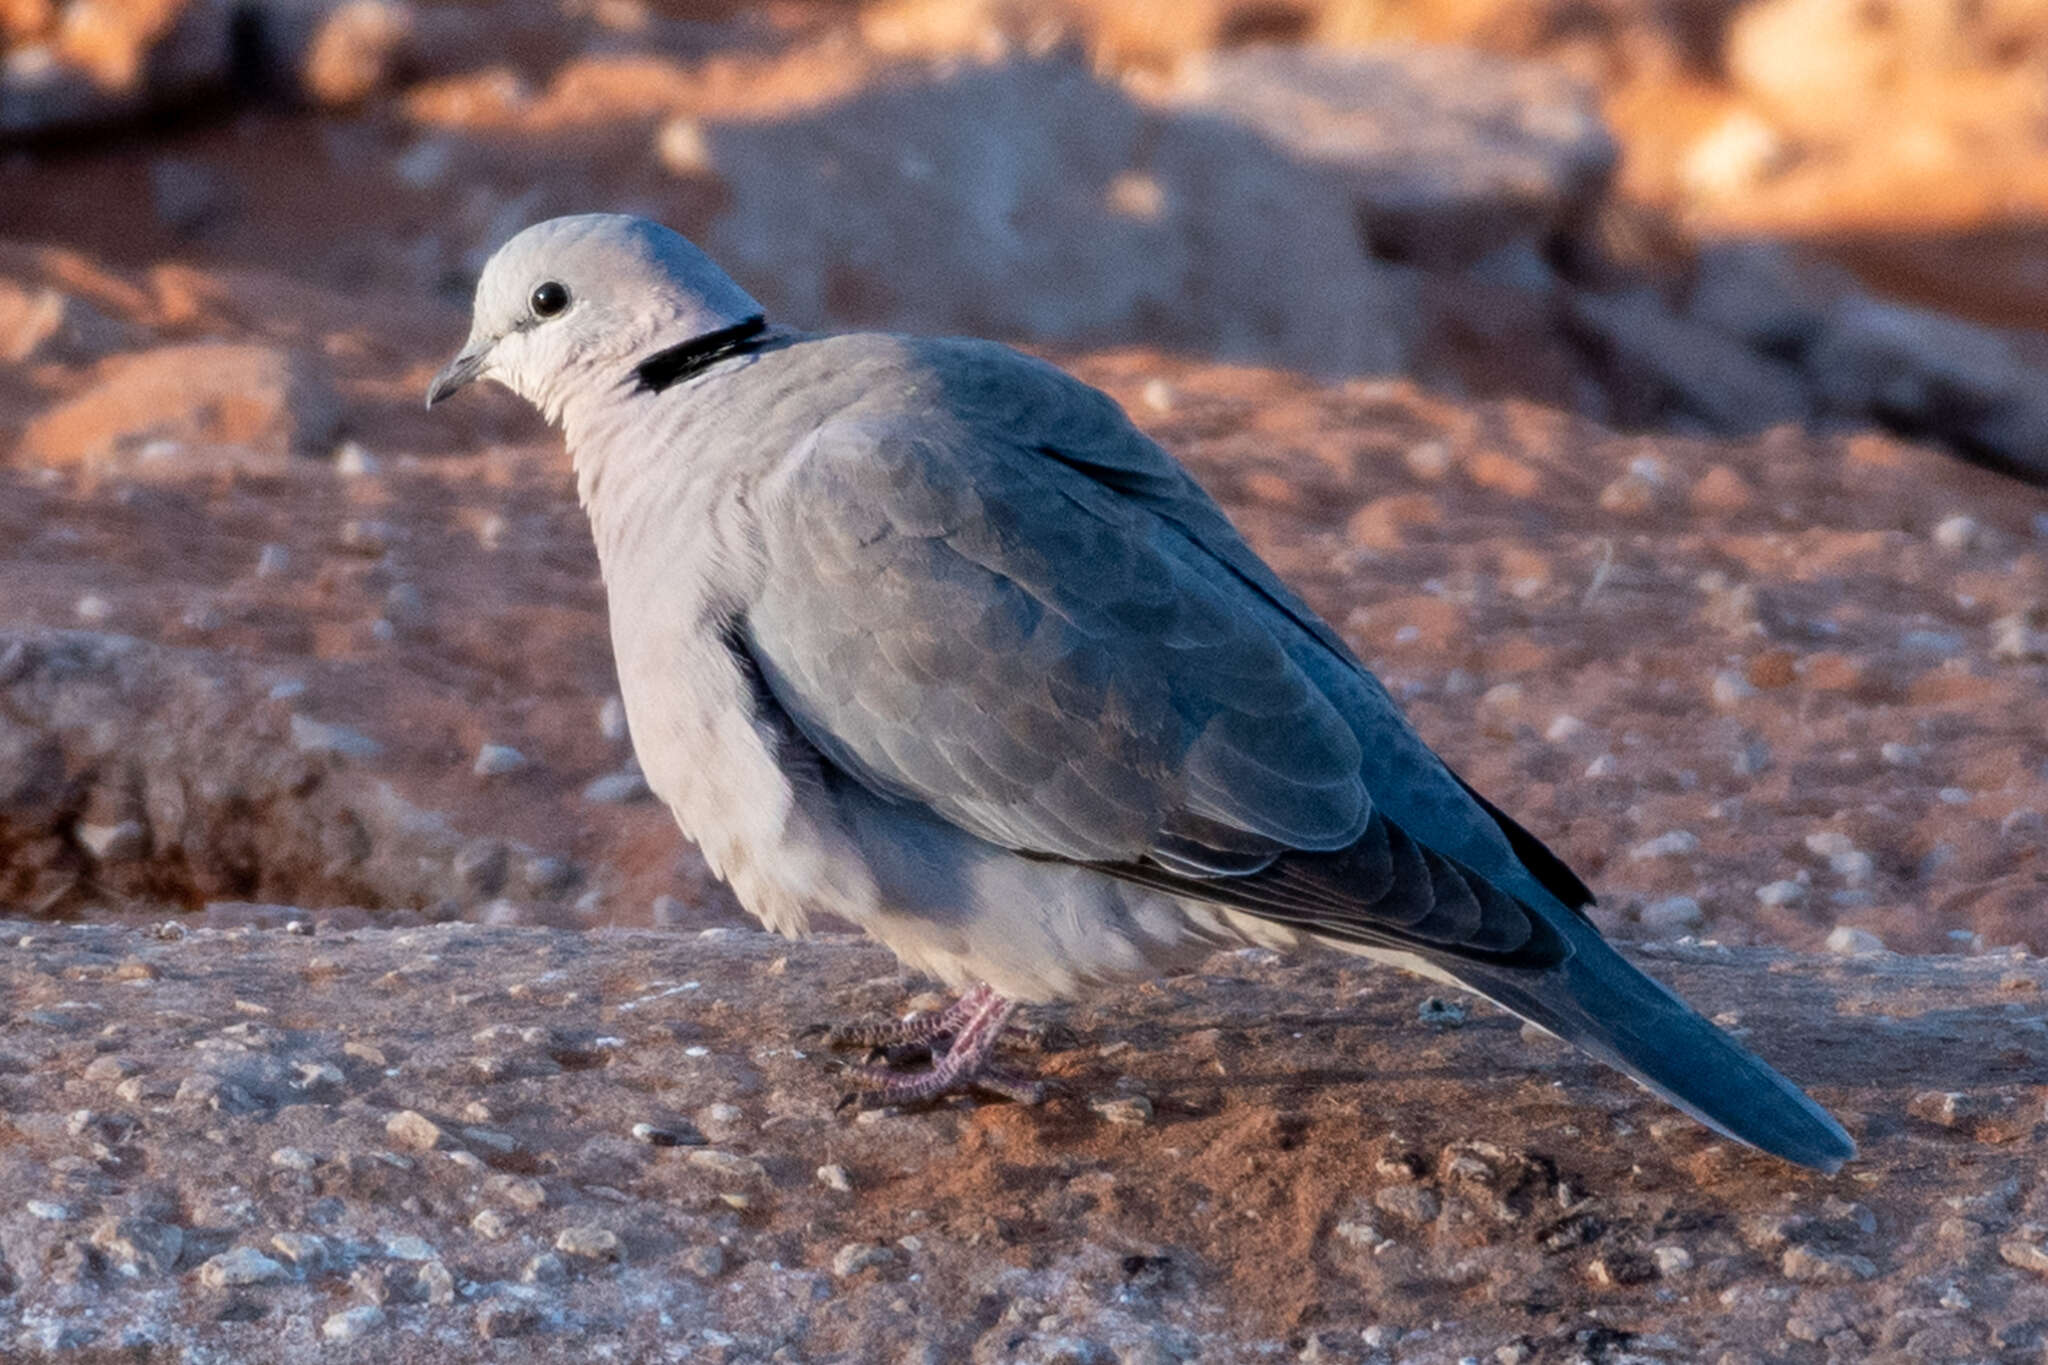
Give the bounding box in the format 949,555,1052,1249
0,919,2035,1363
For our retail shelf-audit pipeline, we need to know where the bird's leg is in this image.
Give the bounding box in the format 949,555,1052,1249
806,982,995,1055
837,984,1047,1109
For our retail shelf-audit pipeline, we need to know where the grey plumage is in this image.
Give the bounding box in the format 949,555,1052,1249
430,213,1855,1172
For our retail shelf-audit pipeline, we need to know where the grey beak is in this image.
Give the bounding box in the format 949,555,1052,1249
425,344,489,408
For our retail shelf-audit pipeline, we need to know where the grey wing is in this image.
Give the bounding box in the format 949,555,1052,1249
744,349,1564,965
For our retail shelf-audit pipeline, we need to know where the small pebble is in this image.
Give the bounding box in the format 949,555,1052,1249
1404,439,1451,480
1825,926,1885,956
1731,739,1772,776
1091,1096,1154,1126
75,593,112,623
688,1149,765,1181
1781,1245,1876,1283
385,1235,436,1261
1630,831,1699,861
816,1164,853,1192
255,543,291,577
1651,1244,1694,1275
832,1242,894,1278
470,1209,511,1240
1417,997,1466,1028
552,1228,621,1266
630,1121,688,1147
322,1305,387,1343
582,771,652,804
334,441,379,476
1755,880,1807,908
522,1251,568,1284
385,1109,446,1151
1711,671,1756,707
1932,513,1984,551
473,744,528,778
598,694,629,742
270,1233,329,1270
1999,1239,2048,1275
415,1260,452,1301
290,715,383,759
198,1247,287,1288
1544,714,1586,743
475,1298,539,1340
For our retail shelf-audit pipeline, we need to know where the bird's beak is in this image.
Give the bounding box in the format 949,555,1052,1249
425,342,491,409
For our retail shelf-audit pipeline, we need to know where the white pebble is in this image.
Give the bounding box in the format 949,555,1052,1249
1932,514,1983,551
582,771,651,804
654,116,713,176
1583,754,1618,779
473,743,528,778
1404,440,1451,480
1803,831,1855,857
334,441,379,476
1938,787,1972,805
1544,714,1586,744
322,1306,386,1342
1711,671,1756,708
1755,879,1807,908
1652,1245,1694,1275
1140,378,1175,413
75,593,112,624
1629,831,1700,861
198,1246,287,1287
598,694,630,742
1825,926,1886,956
1829,850,1875,887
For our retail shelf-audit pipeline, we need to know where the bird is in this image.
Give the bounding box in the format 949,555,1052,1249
427,212,1855,1172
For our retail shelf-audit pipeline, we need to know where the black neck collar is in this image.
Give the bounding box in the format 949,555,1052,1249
631,314,770,394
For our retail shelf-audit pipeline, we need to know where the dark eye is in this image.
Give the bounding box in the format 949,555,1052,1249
529,281,570,319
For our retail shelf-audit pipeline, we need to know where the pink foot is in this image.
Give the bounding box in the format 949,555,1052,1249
813,983,1049,1109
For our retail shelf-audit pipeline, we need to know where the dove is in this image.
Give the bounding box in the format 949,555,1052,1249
428,213,1854,1171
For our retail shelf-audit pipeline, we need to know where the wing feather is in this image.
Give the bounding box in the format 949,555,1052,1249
745,339,1586,967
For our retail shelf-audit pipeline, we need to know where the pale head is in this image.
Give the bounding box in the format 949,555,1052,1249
426,214,762,423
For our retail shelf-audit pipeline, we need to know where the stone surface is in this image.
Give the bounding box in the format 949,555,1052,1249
18,342,341,471
705,57,1415,377
1169,43,1616,267
0,919,2031,1362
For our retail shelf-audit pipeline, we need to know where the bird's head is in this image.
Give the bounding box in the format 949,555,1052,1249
426,213,762,424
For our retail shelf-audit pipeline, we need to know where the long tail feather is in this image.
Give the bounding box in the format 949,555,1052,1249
1440,913,1855,1172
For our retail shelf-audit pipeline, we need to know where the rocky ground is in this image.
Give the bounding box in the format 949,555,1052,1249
9,0,2048,1360
1,918,2045,1365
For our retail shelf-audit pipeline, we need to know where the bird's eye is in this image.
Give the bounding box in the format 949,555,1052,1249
529,281,570,319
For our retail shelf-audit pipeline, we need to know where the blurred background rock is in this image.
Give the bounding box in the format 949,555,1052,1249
7,0,2048,462
6,1,2048,961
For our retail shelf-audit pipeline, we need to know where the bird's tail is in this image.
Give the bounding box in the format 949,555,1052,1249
1440,912,1855,1172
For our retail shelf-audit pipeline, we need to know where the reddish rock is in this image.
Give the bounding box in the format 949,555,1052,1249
19,342,340,470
